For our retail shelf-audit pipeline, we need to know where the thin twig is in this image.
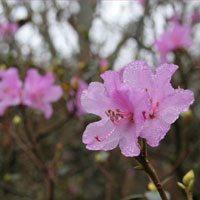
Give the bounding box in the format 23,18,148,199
135,139,168,200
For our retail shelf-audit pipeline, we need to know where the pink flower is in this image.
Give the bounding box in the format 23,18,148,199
82,60,194,156
81,70,149,157
0,68,22,115
138,0,147,6
22,69,63,119
191,10,200,23
0,22,18,37
123,60,194,147
67,77,88,116
99,59,109,68
154,23,192,62
168,14,180,24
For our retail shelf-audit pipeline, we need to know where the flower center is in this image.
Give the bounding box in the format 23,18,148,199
143,88,160,120
105,109,134,125
95,109,134,143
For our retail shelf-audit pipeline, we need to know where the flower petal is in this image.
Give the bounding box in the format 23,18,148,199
140,118,170,147
159,88,194,124
81,82,112,118
43,86,63,102
41,103,53,119
83,118,121,151
101,70,122,96
153,63,178,101
119,125,140,157
123,60,153,91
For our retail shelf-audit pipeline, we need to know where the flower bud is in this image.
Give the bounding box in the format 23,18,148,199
188,179,194,191
0,64,7,70
12,115,22,125
95,152,109,163
62,82,70,91
177,182,186,190
181,109,192,121
134,165,144,170
79,61,86,70
99,59,109,73
148,182,157,192
182,170,194,186
70,76,79,90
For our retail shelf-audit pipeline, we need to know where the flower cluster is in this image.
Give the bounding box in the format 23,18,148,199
154,23,192,63
0,68,63,118
0,22,18,37
81,60,194,157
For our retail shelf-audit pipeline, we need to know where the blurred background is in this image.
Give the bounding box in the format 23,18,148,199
0,0,200,200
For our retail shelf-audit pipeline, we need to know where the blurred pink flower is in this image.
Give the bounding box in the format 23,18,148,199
191,10,200,23
0,68,22,115
22,69,63,119
67,77,88,116
123,60,194,147
138,0,147,6
100,59,109,69
0,22,18,37
168,14,180,23
154,23,192,62
81,70,149,157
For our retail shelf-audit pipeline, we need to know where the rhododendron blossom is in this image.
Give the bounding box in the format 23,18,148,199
154,23,192,63
22,69,63,119
81,60,194,157
81,70,150,156
0,68,22,115
67,77,88,116
0,22,18,37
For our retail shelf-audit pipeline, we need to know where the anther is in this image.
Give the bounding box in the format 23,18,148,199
149,114,155,119
142,111,146,120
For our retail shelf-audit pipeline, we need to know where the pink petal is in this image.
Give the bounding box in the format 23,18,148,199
153,63,178,101
159,89,194,124
119,125,140,157
81,82,112,118
41,103,53,119
0,103,8,116
140,118,170,147
40,72,55,87
123,60,153,91
83,118,121,151
24,69,40,91
101,70,122,96
43,86,63,102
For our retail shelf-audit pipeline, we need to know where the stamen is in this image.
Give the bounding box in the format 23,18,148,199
142,111,146,120
149,114,155,119
145,88,148,92
156,102,159,107
105,109,134,125
105,111,109,117
95,126,117,142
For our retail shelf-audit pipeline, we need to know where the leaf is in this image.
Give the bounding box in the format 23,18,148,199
121,194,145,200
161,175,174,186
144,191,171,200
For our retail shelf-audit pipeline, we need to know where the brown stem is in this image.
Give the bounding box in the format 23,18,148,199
135,139,168,200
44,169,54,200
